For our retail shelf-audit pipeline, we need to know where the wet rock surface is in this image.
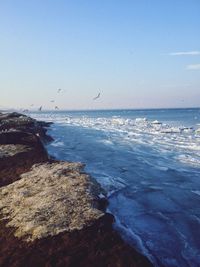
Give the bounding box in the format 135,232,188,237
0,112,153,267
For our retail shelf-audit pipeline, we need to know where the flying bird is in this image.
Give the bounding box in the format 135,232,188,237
55,106,59,110
57,88,62,93
93,92,101,100
38,106,42,111
50,100,55,103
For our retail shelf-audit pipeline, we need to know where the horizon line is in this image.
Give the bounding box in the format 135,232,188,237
1,106,200,113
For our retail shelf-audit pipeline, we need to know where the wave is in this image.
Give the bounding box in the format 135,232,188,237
31,112,200,169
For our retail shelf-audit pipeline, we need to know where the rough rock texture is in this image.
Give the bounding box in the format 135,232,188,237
0,112,53,143
0,213,153,267
0,138,48,187
0,113,50,187
0,112,153,267
0,162,104,241
0,144,31,158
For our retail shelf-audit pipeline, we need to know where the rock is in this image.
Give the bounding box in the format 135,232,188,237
0,144,31,158
0,112,52,186
0,112,35,131
0,212,152,267
0,130,49,187
0,161,104,241
0,143,48,187
0,112,26,120
0,130,46,147
0,112,53,143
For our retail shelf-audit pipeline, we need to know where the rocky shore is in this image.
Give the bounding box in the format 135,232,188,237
0,112,153,267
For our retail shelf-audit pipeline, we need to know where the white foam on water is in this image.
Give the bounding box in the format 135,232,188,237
191,190,200,197
106,208,157,267
31,112,200,170
155,165,169,171
177,155,200,167
51,141,65,147
97,174,128,195
152,120,162,125
161,127,181,134
97,139,114,145
192,215,200,225
148,185,163,190
195,128,200,133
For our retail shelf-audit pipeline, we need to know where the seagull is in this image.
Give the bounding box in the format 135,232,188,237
30,104,34,107
93,92,101,100
55,106,59,110
38,106,42,111
57,88,62,93
50,100,55,103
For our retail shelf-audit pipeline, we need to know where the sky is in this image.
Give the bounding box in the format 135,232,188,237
0,0,200,110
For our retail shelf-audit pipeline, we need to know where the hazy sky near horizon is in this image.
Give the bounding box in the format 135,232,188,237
0,0,200,110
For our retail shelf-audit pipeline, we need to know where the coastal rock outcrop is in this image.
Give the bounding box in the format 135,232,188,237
0,161,104,241
0,113,50,187
0,112,153,267
0,112,53,143
0,131,49,187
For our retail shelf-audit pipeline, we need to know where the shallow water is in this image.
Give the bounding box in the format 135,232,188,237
31,108,200,267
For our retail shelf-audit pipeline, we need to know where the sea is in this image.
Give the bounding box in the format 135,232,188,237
30,108,200,267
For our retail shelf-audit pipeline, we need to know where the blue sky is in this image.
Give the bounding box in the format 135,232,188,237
0,0,200,110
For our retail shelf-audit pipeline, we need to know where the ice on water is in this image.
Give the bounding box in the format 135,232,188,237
33,110,200,169
31,109,200,267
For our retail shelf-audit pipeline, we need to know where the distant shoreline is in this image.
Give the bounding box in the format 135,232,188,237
1,106,199,113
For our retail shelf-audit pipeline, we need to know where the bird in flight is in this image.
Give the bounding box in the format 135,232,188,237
93,92,101,100
57,88,62,93
50,100,55,103
55,106,59,110
38,106,42,111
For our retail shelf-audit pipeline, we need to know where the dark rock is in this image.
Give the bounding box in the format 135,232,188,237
0,142,48,187
0,112,27,120
0,113,50,187
0,112,53,143
97,196,109,211
0,213,153,267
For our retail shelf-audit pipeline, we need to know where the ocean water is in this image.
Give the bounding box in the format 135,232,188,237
30,108,200,267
